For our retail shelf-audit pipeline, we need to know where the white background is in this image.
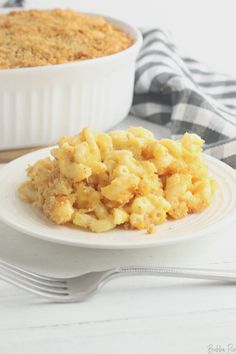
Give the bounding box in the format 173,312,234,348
26,0,236,75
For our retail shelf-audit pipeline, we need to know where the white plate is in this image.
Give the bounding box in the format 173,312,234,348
0,148,235,249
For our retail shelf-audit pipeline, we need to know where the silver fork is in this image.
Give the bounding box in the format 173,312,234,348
0,259,236,302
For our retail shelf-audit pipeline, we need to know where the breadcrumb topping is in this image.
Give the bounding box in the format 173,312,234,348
0,9,133,69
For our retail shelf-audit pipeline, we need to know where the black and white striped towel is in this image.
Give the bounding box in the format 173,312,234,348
131,28,236,169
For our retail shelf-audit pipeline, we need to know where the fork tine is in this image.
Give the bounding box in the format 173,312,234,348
0,259,66,284
0,263,67,289
0,269,70,296
0,272,70,301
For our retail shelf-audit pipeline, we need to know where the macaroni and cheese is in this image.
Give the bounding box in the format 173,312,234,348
18,127,217,233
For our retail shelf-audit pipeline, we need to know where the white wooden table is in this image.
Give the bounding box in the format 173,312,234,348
0,116,236,354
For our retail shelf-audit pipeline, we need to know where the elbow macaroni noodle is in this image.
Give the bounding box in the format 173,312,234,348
18,127,217,233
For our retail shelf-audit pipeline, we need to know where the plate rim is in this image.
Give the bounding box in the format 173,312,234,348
0,148,235,249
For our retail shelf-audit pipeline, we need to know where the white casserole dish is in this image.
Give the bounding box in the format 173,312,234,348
0,10,142,150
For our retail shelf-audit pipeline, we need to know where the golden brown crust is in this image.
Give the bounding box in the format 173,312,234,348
0,9,133,69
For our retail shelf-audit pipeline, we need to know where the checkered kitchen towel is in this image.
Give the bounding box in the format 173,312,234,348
131,28,236,168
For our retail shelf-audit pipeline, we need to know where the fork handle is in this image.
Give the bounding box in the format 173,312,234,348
114,266,236,282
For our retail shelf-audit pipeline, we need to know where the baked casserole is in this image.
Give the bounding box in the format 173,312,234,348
0,9,133,69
